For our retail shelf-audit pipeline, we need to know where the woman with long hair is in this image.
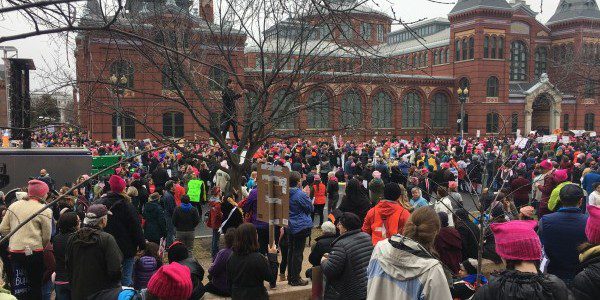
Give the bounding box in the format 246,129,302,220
339,179,371,222
226,223,278,300
367,206,452,299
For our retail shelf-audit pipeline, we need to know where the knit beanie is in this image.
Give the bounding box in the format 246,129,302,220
109,175,126,193
339,212,362,231
147,262,193,300
586,205,600,244
167,241,189,263
490,220,542,261
27,180,49,200
383,183,401,201
553,169,568,182
540,160,553,170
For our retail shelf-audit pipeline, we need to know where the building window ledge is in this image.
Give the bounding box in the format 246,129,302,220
484,97,500,103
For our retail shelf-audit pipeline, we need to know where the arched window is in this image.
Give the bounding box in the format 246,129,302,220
510,41,528,81
585,113,595,131
341,90,362,128
430,93,449,128
402,92,421,128
484,36,490,58
563,114,570,131
372,91,392,128
433,51,438,65
162,112,184,138
112,113,136,139
498,36,504,59
491,36,497,59
162,66,182,90
459,77,470,90
455,40,461,61
511,113,518,133
445,48,450,63
468,37,475,59
272,89,296,129
486,112,500,133
209,65,229,91
535,47,548,79
462,38,468,60
109,60,134,89
486,76,500,97
307,90,330,129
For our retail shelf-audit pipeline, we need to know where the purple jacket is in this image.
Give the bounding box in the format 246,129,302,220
209,248,233,293
242,189,268,229
133,256,160,290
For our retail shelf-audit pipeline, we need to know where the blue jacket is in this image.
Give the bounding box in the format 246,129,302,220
289,187,313,235
539,207,588,282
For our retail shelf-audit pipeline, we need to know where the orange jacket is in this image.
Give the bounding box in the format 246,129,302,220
362,200,410,245
313,183,326,205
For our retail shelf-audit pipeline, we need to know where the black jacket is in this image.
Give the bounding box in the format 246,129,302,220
227,252,278,300
95,192,145,258
321,229,373,300
52,231,75,283
66,226,123,300
309,234,337,266
571,246,600,300
172,206,201,232
220,201,243,233
456,219,480,260
473,270,570,300
178,257,206,300
142,200,167,243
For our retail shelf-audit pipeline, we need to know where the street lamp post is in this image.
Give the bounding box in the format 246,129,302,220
457,87,469,145
110,74,128,148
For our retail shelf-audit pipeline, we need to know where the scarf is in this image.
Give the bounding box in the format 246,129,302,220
181,202,193,212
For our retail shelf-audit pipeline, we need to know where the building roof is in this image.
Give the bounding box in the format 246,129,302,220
449,0,513,16
381,27,451,56
547,0,600,25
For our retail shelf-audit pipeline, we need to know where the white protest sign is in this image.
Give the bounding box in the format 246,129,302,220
476,130,480,138
536,135,558,143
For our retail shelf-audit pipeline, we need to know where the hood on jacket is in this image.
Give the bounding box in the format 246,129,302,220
372,235,441,281
71,227,103,246
374,200,405,218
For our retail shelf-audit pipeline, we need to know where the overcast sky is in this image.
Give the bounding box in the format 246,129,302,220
0,0,561,92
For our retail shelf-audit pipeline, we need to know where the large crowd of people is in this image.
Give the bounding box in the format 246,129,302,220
0,131,599,299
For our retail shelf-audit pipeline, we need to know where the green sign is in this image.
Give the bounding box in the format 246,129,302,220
187,179,203,203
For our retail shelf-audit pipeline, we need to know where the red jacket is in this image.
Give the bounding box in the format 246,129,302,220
362,200,410,245
206,200,223,229
313,183,326,205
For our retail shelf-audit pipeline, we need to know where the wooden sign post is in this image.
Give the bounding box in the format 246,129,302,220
257,163,290,247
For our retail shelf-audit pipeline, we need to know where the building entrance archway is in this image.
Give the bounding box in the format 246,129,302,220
531,94,551,135
524,74,562,134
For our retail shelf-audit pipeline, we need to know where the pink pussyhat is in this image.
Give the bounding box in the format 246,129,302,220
586,205,600,244
490,220,542,261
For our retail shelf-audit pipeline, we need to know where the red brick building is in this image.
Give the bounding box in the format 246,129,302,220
76,0,599,141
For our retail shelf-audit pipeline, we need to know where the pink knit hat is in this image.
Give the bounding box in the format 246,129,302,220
490,220,542,261
553,169,568,182
448,181,458,189
109,175,126,193
147,262,192,300
586,205,600,244
540,160,553,170
27,180,49,200
372,171,381,179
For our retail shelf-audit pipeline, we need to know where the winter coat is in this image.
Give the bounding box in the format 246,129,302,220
433,197,454,227
220,200,243,233
209,248,233,294
434,227,463,274
242,189,268,230
327,180,339,200
308,234,337,266
289,187,313,235
178,257,206,300
52,230,75,283
367,235,452,300
66,226,123,300
571,244,600,300
582,171,600,196
133,256,160,290
313,183,327,205
95,192,145,258
0,199,52,252
339,194,371,223
538,172,558,217
321,229,373,300
456,219,480,261
206,198,223,229
539,207,588,282
510,176,532,204
362,200,410,245
142,200,167,243
161,190,177,218
472,270,570,300
172,204,201,232
227,252,278,300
